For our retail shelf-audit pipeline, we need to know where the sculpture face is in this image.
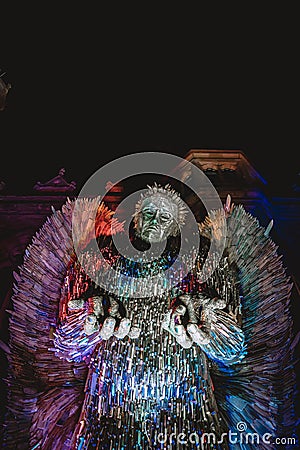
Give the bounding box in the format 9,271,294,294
137,195,179,243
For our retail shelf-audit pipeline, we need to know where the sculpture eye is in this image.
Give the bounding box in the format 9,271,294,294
143,208,156,218
160,212,172,222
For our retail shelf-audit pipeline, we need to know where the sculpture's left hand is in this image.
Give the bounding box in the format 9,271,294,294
161,294,226,349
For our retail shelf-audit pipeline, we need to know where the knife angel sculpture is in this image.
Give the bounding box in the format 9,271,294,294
2,186,298,449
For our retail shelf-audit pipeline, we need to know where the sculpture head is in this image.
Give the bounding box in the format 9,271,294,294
134,184,187,243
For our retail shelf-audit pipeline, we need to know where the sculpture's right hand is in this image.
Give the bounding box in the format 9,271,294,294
68,296,140,341
98,315,140,340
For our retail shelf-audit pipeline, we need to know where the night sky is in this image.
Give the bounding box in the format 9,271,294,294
1,55,299,195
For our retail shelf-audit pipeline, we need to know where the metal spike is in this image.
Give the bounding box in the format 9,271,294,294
224,194,231,213
264,219,274,237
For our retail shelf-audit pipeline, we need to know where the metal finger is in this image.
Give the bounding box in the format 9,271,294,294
83,313,99,336
128,326,141,339
179,295,198,323
187,323,210,345
170,305,187,326
178,294,192,306
173,304,186,316
173,324,193,349
68,298,85,311
99,316,116,340
92,295,104,317
114,318,131,339
109,297,122,318
197,295,211,306
161,311,172,330
210,298,226,310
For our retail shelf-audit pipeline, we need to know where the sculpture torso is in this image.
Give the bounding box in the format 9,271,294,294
74,293,224,449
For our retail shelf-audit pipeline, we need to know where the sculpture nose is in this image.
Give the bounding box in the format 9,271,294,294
152,210,160,224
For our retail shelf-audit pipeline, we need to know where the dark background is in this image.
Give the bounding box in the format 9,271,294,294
0,52,299,195
1,48,300,439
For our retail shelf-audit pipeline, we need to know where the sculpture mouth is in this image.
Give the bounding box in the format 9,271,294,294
142,226,161,236
141,227,164,243
145,226,160,234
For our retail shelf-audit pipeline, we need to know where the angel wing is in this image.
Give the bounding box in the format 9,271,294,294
200,197,298,449
2,197,123,449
